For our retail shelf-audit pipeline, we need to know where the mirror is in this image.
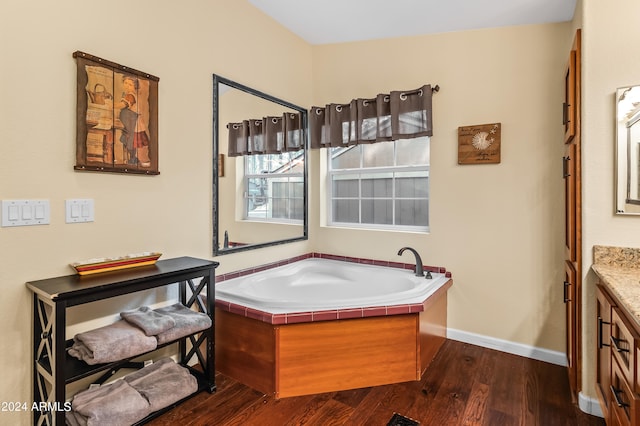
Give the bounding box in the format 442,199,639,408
213,75,308,255
616,85,640,215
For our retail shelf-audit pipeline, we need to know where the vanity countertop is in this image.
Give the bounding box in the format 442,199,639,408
592,245,640,329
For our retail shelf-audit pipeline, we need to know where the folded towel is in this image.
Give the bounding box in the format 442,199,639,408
65,409,87,426
71,379,151,426
68,320,157,365
154,303,212,345
124,357,198,411
120,306,176,336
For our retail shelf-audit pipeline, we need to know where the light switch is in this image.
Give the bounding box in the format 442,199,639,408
8,205,18,221
34,204,45,220
66,199,94,223
22,205,32,220
2,200,50,227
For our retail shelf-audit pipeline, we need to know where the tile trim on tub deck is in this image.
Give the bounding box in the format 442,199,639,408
213,299,426,325
213,252,452,325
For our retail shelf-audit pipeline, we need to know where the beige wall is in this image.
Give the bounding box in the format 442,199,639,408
0,1,312,423
310,23,571,352
579,0,640,402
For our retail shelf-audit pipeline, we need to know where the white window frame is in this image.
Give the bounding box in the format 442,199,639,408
327,139,430,232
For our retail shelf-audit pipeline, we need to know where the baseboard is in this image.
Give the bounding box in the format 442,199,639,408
578,392,604,418
446,328,568,366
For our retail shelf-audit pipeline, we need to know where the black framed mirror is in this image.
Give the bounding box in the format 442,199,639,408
213,75,308,255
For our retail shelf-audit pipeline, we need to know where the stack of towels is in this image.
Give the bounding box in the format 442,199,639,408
68,303,211,365
65,357,198,426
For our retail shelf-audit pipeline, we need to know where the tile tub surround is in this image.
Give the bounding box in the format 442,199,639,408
214,252,452,325
592,245,640,328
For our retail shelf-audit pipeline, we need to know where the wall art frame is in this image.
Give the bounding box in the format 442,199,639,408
73,51,160,175
457,122,501,165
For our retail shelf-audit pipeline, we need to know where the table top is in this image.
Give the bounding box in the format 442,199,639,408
26,256,218,303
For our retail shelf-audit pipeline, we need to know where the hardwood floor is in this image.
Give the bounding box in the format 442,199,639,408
148,339,605,426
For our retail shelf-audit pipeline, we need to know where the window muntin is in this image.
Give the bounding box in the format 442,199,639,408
328,137,429,231
244,150,304,222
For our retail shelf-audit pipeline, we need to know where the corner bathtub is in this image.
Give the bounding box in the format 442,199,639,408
215,258,450,315
214,256,453,398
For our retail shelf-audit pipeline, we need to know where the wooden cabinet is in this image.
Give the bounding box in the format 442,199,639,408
26,256,218,425
611,354,639,426
596,283,640,425
597,285,615,420
565,260,578,390
612,307,638,387
563,29,581,399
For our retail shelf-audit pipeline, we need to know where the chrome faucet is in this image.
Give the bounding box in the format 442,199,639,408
397,247,424,277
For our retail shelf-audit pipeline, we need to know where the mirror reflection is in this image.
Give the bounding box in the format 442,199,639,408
213,75,308,254
616,85,640,215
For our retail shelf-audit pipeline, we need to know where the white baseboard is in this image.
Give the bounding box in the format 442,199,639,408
446,328,604,418
579,392,604,418
446,328,567,366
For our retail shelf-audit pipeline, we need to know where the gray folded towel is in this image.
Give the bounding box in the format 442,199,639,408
64,409,87,426
154,303,212,345
71,379,151,426
68,320,157,365
124,357,198,411
120,306,176,336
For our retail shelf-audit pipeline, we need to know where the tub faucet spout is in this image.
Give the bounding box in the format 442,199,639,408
397,247,424,277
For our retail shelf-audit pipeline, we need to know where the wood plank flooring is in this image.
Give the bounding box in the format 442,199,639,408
148,339,605,426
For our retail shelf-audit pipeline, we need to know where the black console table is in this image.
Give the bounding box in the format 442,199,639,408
26,256,219,425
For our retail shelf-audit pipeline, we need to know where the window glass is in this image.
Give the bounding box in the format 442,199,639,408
363,142,393,168
328,137,429,231
244,150,304,222
396,138,430,166
331,146,361,169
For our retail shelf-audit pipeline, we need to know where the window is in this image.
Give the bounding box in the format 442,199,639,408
244,150,304,222
328,137,429,231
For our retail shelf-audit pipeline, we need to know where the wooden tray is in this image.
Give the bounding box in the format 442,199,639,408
71,252,162,275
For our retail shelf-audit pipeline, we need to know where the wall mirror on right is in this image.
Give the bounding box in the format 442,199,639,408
616,84,640,215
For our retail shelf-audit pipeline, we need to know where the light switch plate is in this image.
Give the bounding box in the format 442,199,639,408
66,199,94,223
1,199,50,227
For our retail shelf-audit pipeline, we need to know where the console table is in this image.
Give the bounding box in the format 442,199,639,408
26,256,219,425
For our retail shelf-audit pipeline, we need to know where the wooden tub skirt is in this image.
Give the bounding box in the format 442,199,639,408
215,286,449,398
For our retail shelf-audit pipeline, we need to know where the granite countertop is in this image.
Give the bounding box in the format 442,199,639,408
592,245,640,329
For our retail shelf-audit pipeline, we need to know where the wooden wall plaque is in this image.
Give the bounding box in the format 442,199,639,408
458,123,501,165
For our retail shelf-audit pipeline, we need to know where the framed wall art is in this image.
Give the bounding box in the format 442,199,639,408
457,122,501,165
73,51,160,175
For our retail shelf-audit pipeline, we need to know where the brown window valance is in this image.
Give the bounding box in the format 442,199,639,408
310,84,436,149
228,112,303,157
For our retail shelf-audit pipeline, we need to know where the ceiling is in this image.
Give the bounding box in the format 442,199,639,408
248,0,577,45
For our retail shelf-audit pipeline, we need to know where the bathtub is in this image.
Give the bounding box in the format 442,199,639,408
214,255,453,398
215,257,450,314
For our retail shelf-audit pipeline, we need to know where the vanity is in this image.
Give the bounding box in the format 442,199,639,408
593,246,640,425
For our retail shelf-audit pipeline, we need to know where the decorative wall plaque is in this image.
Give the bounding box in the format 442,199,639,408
457,123,501,165
74,51,160,175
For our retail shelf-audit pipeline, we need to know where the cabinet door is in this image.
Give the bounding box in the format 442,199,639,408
611,307,637,387
611,356,639,426
563,143,576,261
564,260,577,391
563,49,576,144
596,285,614,419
